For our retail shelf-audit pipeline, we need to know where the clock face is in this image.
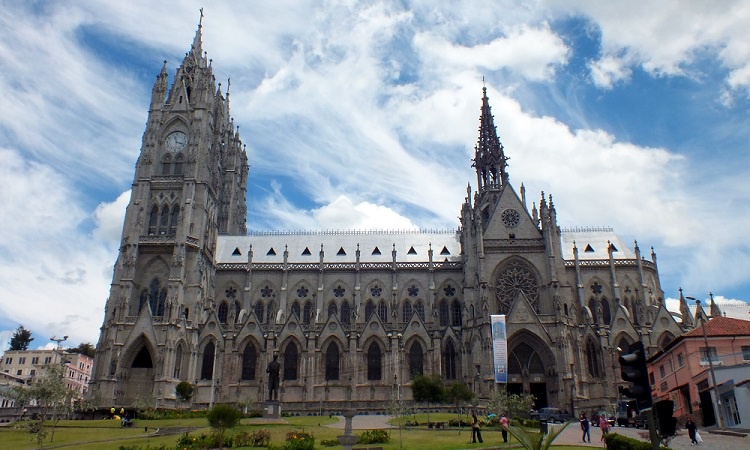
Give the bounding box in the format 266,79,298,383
501,208,520,228
165,131,188,152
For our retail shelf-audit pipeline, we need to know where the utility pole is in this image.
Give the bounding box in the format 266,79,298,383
689,298,724,429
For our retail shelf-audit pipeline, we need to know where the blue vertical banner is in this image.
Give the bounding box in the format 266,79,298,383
491,315,508,384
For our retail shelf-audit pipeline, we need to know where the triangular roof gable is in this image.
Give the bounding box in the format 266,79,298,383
482,182,542,240
277,314,307,348
506,290,552,343
233,314,266,349
609,303,638,341
649,303,684,338
360,310,388,345
318,312,347,350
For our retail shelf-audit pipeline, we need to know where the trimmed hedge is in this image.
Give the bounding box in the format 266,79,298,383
604,432,669,450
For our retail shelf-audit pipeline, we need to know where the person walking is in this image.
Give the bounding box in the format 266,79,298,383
580,413,590,443
500,414,509,443
472,411,484,444
686,417,698,445
599,415,610,441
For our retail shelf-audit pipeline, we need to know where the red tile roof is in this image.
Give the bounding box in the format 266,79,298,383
684,316,750,338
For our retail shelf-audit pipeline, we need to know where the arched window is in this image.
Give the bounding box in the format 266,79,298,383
601,298,612,326
439,300,449,326
254,301,264,322
162,154,172,175
378,300,388,322
218,301,228,324
241,344,256,380
173,153,184,175
444,340,458,380
402,300,412,322
266,301,275,323
159,205,170,235
200,342,215,380
409,341,424,378
169,205,180,235
173,345,183,379
148,278,166,317
283,343,298,381
367,342,382,380
291,301,300,320
341,301,351,325
586,340,601,378
365,301,375,321
416,301,425,322
137,290,148,315
325,343,340,381
588,298,598,324
451,299,462,326
148,206,158,235
233,301,241,323
303,301,313,325
328,302,338,320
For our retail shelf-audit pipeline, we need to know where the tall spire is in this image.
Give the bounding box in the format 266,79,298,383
192,7,204,56
709,292,722,318
472,86,509,193
678,288,694,328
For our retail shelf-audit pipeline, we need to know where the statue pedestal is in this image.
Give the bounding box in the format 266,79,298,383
263,400,281,419
337,409,357,450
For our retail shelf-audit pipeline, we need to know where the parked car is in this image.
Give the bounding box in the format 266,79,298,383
592,410,615,427
529,407,571,423
634,411,649,429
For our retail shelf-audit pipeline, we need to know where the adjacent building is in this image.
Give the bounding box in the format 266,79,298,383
0,349,94,401
649,297,750,428
91,20,689,414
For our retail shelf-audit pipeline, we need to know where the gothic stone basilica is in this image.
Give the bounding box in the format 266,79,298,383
91,24,689,415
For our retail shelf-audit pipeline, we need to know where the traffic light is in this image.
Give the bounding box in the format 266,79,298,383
619,341,653,410
654,399,677,437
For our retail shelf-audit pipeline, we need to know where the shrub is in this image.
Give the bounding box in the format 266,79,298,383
449,418,472,427
234,429,271,447
358,429,390,444
283,430,315,450
320,438,340,447
604,432,669,450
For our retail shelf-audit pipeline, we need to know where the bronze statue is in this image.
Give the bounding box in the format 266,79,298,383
266,354,280,401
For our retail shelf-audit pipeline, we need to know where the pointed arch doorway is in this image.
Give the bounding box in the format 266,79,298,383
122,343,155,406
506,340,552,410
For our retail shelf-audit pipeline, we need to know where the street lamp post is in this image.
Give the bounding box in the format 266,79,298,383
687,297,724,429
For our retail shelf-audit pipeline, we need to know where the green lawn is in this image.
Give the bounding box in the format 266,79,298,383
0,415,590,450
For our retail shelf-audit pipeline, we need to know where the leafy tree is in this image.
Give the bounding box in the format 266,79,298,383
446,382,475,434
5,364,76,444
175,381,194,406
9,325,33,350
487,389,536,419
69,342,96,358
411,374,445,423
206,404,243,449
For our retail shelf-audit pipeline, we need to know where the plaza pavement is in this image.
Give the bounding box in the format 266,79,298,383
325,415,748,449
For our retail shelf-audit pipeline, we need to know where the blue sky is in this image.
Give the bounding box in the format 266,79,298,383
1,0,749,351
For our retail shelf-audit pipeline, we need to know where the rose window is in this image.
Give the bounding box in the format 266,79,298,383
495,262,539,313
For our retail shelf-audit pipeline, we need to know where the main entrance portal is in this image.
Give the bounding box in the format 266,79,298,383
507,342,548,410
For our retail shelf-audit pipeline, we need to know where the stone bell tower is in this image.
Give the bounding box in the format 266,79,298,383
91,13,249,407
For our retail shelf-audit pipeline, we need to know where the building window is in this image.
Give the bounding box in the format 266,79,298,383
303,301,313,325
402,300,412,322
174,346,183,379
700,347,719,363
439,300,449,326
677,353,685,367
218,301,228,324
241,345,256,380
283,343,298,381
415,301,425,322
31,357,38,365
585,340,601,378
30,369,35,376
649,372,655,386
4,358,11,364
742,346,750,361
367,342,382,381
341,301,351,325
409,341,424,379
660,381,668,392
325,343,340,381
365,301,375,321
377,300,388,322
444,340,457,380
19,357,26,364
451,299,462,326
266,301,275,323
328,302,337,320
659,365,666,378
148,206,158,235
291,301,300,320
254,301,264,323
200,342,215,380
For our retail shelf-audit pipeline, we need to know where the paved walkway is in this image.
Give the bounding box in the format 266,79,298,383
324,416,748,450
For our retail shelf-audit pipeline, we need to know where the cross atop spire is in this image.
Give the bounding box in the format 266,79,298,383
472,87,509,193
192,8,204,56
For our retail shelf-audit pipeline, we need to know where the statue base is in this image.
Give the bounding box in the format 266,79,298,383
263,400,281,419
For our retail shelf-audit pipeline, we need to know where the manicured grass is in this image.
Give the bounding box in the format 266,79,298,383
0,415,591,450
